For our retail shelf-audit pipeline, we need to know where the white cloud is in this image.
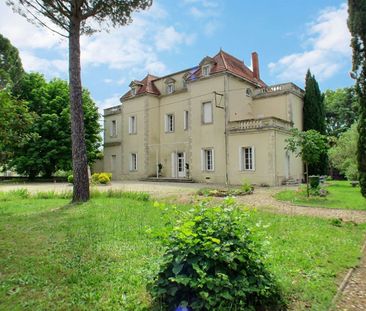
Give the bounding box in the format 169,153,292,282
155,26,195,51
268,3,351,83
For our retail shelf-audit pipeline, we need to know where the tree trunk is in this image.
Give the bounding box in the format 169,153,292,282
69,16,90,202
305,162,310,197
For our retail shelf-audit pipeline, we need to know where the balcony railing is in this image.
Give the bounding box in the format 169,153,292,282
254,83,304,98
104,105,122,116
229,117,293,133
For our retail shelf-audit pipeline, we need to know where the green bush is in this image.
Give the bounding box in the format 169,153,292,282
309,176,320,189
67,175,73,184
98,173,111,184
149,199,284,310
91,173,100,184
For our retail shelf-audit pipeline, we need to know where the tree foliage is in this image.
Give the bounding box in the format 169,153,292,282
286,129,328,196
6,0,152,202
9,72,101,178
329,123,358,181
0,90,33,166
324,87,359,137
0,33,24,90
348,0,366,197
303,70,327,175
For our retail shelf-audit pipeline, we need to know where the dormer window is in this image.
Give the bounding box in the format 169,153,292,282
167,83,175,94
164,77,176,95
129,80,143,97
202,65,211,77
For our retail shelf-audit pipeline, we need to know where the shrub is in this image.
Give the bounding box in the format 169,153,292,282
67,175,73,184
98,173,111,184
309,176,320,189
149,199,284,310
241,179,253,193
91,173,100,184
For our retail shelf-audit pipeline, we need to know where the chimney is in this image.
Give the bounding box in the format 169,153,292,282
251,52,260,80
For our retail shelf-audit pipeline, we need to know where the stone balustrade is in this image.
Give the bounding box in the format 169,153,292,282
254,83,304,98
229,117,293,132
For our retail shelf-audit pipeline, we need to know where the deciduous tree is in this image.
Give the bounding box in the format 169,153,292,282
324,87,358,138
286,129,328,197
6,0,152,202
10,73,101,178
348,0,366,198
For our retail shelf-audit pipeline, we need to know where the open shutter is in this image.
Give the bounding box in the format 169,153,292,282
252,146,256,171
239,147,243,171
201,149,204,171
171,152,176,178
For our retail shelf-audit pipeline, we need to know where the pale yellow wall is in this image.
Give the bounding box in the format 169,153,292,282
189,75,227,183
121,96,146,179
228,130,275,185
154,71,188,95
103,146,122,179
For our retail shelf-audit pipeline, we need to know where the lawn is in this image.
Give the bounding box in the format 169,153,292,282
0,190,365,310
274,180,366,210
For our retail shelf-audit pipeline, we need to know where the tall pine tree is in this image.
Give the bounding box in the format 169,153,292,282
303,69,327,175
348,0,366,198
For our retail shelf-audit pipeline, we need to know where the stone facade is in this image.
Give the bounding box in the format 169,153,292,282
102,50,304,186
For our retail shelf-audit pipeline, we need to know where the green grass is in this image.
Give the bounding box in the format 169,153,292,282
0,192,365,310
274,180,366,210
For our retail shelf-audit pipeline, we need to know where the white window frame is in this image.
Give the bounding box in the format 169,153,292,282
128,115,137,134
165,113,175,133
239,146,255,171
166,83,175,94
110,120,117,137
202,64,210,77
201,148,214,172
202,101,213,124
131,87,137,96
130,153,137,171
183,110,189,131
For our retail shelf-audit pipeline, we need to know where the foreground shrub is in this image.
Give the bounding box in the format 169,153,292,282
91,172,112,184
149,199,285,310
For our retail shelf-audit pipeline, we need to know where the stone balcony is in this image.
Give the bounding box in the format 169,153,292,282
253,82,304,98
228,117,293,133
104,105,122,116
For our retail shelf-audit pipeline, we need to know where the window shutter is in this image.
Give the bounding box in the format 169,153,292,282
252,146,256,171
211,149,215,171
239,147,243,171
201,149,204,171
171,152,176,177
164,115,168,132
128,117,132,134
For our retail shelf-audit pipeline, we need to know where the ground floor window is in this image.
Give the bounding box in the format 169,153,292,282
130,153,137,171
240,146,255,171
202,148,214,171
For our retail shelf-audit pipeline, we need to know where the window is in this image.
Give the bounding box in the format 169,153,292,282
128,116,137,134
166,83,175,94
111,155,116,171
183,110,189,130
182,79,187,88
110,120,117,137
202,101,213,124
131,87,137,96
165,114,175,133
246,88,252,97
240,146,255,171
130,153,137,171
202,65,210,77
202,148,214,171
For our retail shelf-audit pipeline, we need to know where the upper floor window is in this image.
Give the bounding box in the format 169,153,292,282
110,120,117,137
202,101,213,124
128,115,137,134
202,65,211,77
165,113,175,133
167,83,175,94
240,146,255,171
183,110,189,130
246,88,253,97
202,148,214,171
131,87,137,96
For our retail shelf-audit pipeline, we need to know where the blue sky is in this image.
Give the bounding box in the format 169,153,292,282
0,0,351,112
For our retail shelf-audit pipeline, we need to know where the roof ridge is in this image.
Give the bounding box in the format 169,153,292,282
218,49,228,69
